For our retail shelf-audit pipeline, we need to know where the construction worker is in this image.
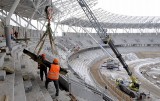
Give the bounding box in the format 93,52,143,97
14,31,18,39
45,58,60,96
38,54,47,81
23,49,68,96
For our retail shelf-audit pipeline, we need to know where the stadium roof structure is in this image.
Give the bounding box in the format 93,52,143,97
0,0,60,20
51,0,160,29
1,0,160,29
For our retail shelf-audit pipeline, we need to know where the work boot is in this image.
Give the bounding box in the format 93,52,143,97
41,78,43,81
45,84,48,90
55,93,59,96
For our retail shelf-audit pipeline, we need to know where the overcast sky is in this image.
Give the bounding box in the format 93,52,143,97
97,0,160,16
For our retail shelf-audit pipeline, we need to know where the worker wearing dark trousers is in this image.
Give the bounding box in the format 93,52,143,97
45,78,59,96
45,58,60,96
38,54,47,81
40,65,47,81
42,58,68,96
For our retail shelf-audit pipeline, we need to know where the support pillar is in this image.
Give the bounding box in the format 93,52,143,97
4,26,11,50
5,0,20,51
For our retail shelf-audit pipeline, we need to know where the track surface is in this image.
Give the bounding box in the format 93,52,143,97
90,51,160,100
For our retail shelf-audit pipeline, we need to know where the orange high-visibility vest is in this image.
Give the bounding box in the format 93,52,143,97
48,64,60,80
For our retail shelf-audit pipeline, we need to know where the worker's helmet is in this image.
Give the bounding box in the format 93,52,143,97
53,58,59,64
41,54,46,59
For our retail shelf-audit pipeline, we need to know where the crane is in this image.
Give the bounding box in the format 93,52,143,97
77,0,140,98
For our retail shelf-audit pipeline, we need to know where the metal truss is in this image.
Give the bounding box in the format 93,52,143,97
1,0,160,30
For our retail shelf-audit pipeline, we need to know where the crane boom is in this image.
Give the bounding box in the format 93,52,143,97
77,0,132,76
76,1,141,94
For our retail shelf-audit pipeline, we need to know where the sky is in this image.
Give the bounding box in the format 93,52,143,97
97,0,160,16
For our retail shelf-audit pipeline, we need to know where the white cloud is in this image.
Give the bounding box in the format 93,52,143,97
97,0,160,16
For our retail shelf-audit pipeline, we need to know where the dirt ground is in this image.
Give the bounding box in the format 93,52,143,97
135,51,160,59
90,51,160,100
90,57,122,100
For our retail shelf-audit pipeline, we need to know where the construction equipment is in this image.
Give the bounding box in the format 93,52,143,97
116,78,139,98
34,5,57,55
23,49,68,75
101,59,119,70
77,0,146,99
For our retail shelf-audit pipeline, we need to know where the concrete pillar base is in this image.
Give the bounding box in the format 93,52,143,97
4,26,12,51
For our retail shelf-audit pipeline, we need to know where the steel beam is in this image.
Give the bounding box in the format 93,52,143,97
21,17,38,30
2,11,22,27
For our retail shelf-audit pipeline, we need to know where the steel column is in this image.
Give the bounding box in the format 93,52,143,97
5,0,20,50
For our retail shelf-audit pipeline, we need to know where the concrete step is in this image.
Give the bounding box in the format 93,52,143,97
47,81,71,101
22,55,46,101
14,60,26,101
0,70,6,81
0,53,6,68
76,96,88,101
25,78,46,101
0,73,15,101
35,75,53,101
52,90,71,101
0,59,15,101
24,80,32,93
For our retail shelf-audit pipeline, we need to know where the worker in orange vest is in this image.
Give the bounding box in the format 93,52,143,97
38,54,47,81
45,58,60,96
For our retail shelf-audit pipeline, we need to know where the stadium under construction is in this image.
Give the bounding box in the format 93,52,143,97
0,0,160,101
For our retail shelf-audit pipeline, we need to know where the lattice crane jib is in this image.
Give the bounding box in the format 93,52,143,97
77,0,140,93
77,0,107,38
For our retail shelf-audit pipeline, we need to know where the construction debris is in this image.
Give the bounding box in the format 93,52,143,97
3,66,14,74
